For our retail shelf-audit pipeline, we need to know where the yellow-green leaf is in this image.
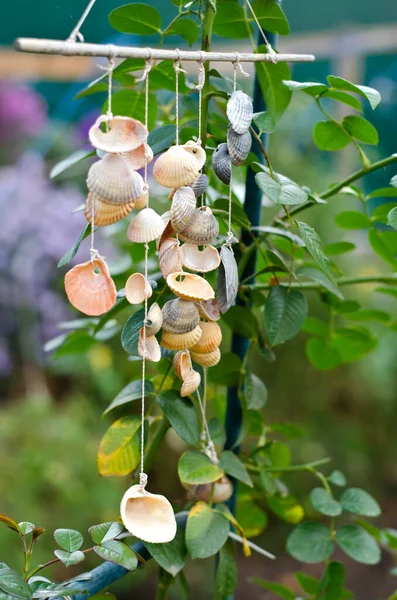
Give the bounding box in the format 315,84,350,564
98,416,142,476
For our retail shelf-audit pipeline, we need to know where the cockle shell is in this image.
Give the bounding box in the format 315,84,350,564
167,272,215,302
180,369,201,397
178,207,219,246
227,126,252,166
190,347,221,367
138,329,161,362
120,484,177,544
170,186,197,233
127,208,166,243
153,142,206,188
125,143,153,170
173,350,193,381
87,154,145,204
134,190,149,210
197,298,221,322
191,320,222,354
161,325,202,351
90,116,148,153
145,302,163,336
65,258,116,316
190,173,209,198
216,245,239,314
187,477,233,503
182,244,220,273
227,90,253,134
162,298,200,334
125,272,152,305
158,238,183,279
212,143,231,185
85,193,134,227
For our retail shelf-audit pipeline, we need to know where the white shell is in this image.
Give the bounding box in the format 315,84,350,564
226,91,253,134
125,273,152,305
127,208,166,243
182,244,220,273
146,302,163,336
138,330,161,362
170,186,197,233
120,484,177,543
90,116,148,153
158,238,184,279
153,142,206,188
167,272,215,302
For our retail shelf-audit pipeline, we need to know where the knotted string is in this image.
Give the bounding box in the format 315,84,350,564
244,0,278,62
196,53,206,146
174,50,188,145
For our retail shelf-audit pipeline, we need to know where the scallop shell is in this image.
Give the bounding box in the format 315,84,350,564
134,189,149,210
162,298,200,334
85,193,134,227
173,349,193,381
65,258,116,316
226,90,253,134
191,320,222,354
161,325,202,351
87,154,144,205
127,208,166,243
167,272,215,302
212,143,231,185
125,143,153,170
182,244,220,273
158,238,183,279
227,126,252,166
145,302,163,336
170,186,197,233
187,477,233,503
125,273,152,305
216,245,239,314
90,116,148,153
153,141,205,188
197,298,221,322
138,329,161,362
190,173,209,198
180,369,201,397
178,207,219,246
190,347,221,367
120,484,177,544
156,215,174,250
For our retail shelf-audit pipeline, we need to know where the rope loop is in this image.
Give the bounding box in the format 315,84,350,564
136,49,153,82
139,472,148,490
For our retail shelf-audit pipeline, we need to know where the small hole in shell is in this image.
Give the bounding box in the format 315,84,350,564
93,267,101,275
176,274,186,282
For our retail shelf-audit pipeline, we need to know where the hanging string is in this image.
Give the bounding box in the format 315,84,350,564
67,0,98,43
174,50,188,145
196,53,206,146
196,387,218,464
244,0,278,62
97,55,116,122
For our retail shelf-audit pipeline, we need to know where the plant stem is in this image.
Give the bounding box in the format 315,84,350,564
246,457,331,474
250,126,274,178
241,273,397,291
25,548,94,580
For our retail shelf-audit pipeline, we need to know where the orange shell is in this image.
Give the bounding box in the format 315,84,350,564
85,193,134,227
65,258,117,316
190,320,222,354
167,272,215,302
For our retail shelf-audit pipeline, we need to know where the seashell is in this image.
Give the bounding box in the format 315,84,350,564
138,329,161,362
87,154,144,205
173,350,193,381
153,141,206,188
170,186,197,233
226,90,253,134
190,173,209,198
85,193,134,227
161,325,202,351
227,126,252,166
182,244,220,273
90,116,148,153
167,272,215,302
197,298,221,322
156,215,174,250
125,143,153,170
191,320,222,354
145,302,163,336
120,484,177,544
180,369,201,397
190,347,221,367
187,477,233,503
134,189,149,210
178,207,219,246
127,208,165,243
162,298,200,334
158,237,184,279
216,245,239,314
212,143,231,185
125,273,152,305
65,257,116,316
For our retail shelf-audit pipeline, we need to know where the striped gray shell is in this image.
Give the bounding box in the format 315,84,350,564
190,173,209,197
226,90,253,134
212,143,231,185
170,186,197,233
227,126,252,166
216,245,238,314
178,206,219,246
162,298,200,334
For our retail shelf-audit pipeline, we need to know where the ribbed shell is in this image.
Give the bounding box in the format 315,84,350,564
212,143,231,185
138,330,161,362
178,207,219,246
173,350,193,381
170,186,197,233
87,154,144,204
133,190,148,210
90,116,148,153
167,272,215,302
197,298,221,322
158,238,184,279
145,302,163,336
162,298,200,334
125,273,152,305
190,173,209,197
85,193,134,227
153,142,206,188
125,143,153,170
226,90,253,134
191,320,222,354
180,369,201,397
227,127,252,166
161,325,202,351
216,245,239,313
190,347,221,368
182,244,220,273
127,208,166,243
65,258,117,316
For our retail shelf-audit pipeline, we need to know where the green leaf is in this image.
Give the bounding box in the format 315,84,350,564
264,285,308,346
121,309,145,357
331,327,377,363
157,391,200,446
54,550,85,567
296,572,320,594
52,331,95,359
310,488,342,517
54,529,83,553
219,451,253,487
0,570,32,599
335,210,371,229
178,450,224,485
212,198,251,229
327,76,381,109
368,187,397,199
253,111,275,133
236,496,268,537
251,580,295,600
213,0,289,38
104,379,154,414
215,540,237,600
50,150,93,179
340,488,381,517
109,3,162,35
328,470,347,487
321,561,346,600
97,415,142,477
256,46,292,121
104,90,156,130
342,115,379,145
222,306,258,338
148,125,176,156
57,224,91,269
313,121,351,151
323,90,363,111
306,337,341,370
335,524,380,564
296,265,342,299
0,515,20,533
269,441,291,468
283,80,328,96
255,171,308,206
18,522,35,535
324,242,356,256
254,225,305,246
368,228,397,268
165,18,199,45
302,316,329,337
287,522,334,563
268,494,304,524
244,372,268,410
151,61,189,94
208,352,242,387
94,540,138,570
270,422,306,439
297,221,337,285
250,0,290,35
186,502,230,559
145,528,186,576
347,309,390,323
88,522,124,545
388,207,397,230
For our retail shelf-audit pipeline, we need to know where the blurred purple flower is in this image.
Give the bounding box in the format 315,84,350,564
0,82,47,143
77,109,101,146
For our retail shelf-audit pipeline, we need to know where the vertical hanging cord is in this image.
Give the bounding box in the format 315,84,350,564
196,55,206,206
244,0,277,61
67,0,98,42
173,51,187,145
